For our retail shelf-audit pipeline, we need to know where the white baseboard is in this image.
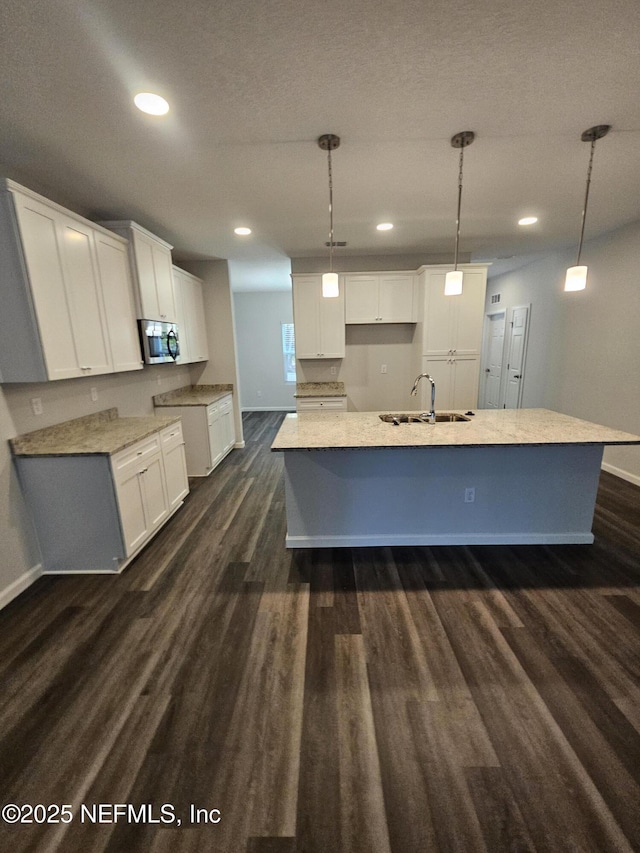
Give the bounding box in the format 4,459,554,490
242,406,295,412
285,533,595,548
234,441,245,449
0,563,42,611
601,462,640,488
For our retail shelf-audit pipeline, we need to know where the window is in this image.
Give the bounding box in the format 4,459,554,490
281,322,296,383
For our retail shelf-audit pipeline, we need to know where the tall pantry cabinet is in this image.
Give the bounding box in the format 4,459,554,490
420,266,487,410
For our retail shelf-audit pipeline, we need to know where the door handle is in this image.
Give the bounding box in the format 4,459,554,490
514,374,521,379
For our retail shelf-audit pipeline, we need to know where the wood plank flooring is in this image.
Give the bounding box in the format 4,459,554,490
1,410,640,852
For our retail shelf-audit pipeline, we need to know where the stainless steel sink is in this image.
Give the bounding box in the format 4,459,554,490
379,412,471,424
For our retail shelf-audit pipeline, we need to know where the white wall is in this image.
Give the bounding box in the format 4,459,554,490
484,219,640,484
183,260,244,443
233,291,296,411
297,324,419,412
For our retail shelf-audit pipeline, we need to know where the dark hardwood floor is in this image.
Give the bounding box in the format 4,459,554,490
1,410,640,852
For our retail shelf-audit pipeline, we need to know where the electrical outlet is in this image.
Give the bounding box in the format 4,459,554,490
31,397,43,416
464,487,475,503
381,364,387,374
90,387,98,402
257,390,262,397
330,366,337,375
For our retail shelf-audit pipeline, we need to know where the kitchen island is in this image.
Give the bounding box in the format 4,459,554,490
271,408,640,547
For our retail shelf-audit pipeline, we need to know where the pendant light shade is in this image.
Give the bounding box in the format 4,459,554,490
444,270,464,296
322,272,339,298
318,133,341,298
564,265,588,292
445,130,475,296
564,124,611,293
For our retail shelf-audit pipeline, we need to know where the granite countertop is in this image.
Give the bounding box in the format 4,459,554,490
294,381,347,398
271,408,640,451
153,384,234,407
10,408,181,457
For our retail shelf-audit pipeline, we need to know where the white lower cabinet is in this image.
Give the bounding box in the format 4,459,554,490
14,421,188,573
157,394,236,477
160,423,190,512
296,397,348,413
422,355,481,411
112,435,169,556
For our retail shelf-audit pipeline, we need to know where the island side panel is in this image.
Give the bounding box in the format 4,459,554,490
282,444,604,547
15,455,125,572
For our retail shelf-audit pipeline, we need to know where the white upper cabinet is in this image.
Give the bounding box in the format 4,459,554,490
0,180,141,383
345,273,416,323
292,275,345,359
98,220,175,322
94,231,143,373
422,267,487,356
172,266,209,364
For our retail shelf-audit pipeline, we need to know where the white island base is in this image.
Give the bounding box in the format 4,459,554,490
282,444,605,548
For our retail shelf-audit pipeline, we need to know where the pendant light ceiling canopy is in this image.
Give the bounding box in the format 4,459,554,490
564,124,611,292
444,130,475,296
318,133,341,298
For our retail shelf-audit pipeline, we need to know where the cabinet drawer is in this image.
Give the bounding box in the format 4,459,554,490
207,403,219,425
160,421,184,452
219,395,232,414
111,434,161,480
296,397,347,412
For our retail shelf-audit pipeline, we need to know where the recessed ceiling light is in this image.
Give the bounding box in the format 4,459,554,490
376,222,394,231
134,93,169,116
518,216,538,226
234,227,252,236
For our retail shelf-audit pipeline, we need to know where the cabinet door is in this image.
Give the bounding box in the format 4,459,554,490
189,278,209,362
114,463,150,556
161,424,189,511
450,356,481,410
219,396,235,454
454,271,487,354
12,193,80,380
378,275,415,322
140,452,169,532
422,357,453,410
345,275,379,323
319,290,346,357
172,269,190,363
152,242,175,321
293,276,322,358
94,231,143,373
131,231,160,319
207,405,224,469
423,272,455,355
58,216,112,376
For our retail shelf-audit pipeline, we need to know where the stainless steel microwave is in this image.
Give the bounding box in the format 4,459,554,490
139,319,180,364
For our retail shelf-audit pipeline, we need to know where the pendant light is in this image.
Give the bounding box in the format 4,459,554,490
444,131,475,296
318,133,341,297
564,124,611,292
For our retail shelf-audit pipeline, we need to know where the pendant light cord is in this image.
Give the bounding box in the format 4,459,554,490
575,137,597,267
453,146,464,271
327,147,334,273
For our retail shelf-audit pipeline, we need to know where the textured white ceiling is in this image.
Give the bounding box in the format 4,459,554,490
1,0,639,290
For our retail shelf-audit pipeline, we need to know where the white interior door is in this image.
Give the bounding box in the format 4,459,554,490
504,305,530,409
480,311,505,408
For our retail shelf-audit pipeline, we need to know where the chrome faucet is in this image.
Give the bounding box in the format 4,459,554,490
410,373,436,423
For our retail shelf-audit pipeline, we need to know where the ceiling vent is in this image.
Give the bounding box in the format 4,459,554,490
324,241,347,247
